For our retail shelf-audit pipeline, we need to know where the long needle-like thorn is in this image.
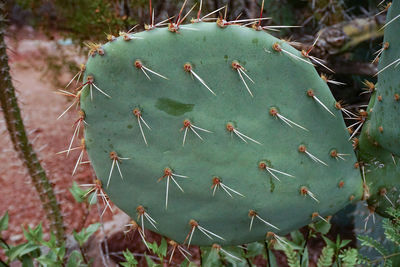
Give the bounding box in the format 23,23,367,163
269,107,308,131
307,89,335,117
231,61,255,97
133,108,151,145
158,168,187,209
226,123,261,145
181,119,212,146
184,63,216,95
107,152,129,188
300,186,320,203
211,177,245,198
248,210,279,231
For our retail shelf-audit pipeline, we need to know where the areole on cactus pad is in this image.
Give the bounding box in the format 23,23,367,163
78,20,364,246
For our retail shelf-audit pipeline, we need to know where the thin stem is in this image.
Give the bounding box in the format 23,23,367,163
79,245,89,265
370,252,400,264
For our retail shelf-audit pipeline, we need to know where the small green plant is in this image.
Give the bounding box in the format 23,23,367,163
120,249,138,267
357,207,400,266
0,211,100,266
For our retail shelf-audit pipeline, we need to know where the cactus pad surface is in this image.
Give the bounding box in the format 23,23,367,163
368,0,400,156
81,22,362,245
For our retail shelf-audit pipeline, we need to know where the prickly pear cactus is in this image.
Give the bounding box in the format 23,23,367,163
367,0,400,156
358,1,400,217
359,126,400,217
81,22,362,245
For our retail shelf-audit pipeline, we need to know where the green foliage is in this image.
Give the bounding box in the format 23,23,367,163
145,254,161,267
339,249,359,267
317,246,334,267
146,238,168,260
201,246,221,267
69,181,90,204
245,241,267,259
357,207,400,267
0,211,8,235
120,249,138,267
284,246,301,267
322,235,351,261
72,223,100,247
309,220,332,235
15,0,136,43
0,212,98,266
383,208,400,246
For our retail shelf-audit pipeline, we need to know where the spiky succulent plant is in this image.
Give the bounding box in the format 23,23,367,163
59,0,399,249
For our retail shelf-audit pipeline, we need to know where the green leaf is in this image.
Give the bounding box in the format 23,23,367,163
283,246,300,267
67,250,83,267
268,249,279,267
21,255,35,267
317,247,334,267
201,246,221,267
146,241,159,255
120,249,138,266
145,254,160,267
383,259,393,267
339,239,351,249
42,234,57,249
23,224,43,244
179,259,197,267
358,235,389,256
0,211,9,233
36,254,62,266
69,182,89,203
383,218,400,246
322,236,336,250
310,220,331,235
245,242,265,258
339,248,358,267
290,230,305,246
73,223,101,247
300,247,309,267
220,246,247,266
158,238,168,257
5,243,40,261
55,246,66,261
356,254,372,266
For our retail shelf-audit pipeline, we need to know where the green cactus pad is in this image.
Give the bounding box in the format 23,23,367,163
368,0,400,156
81,22,362,245
358,122,400,217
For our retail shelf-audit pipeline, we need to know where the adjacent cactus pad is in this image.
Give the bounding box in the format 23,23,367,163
81,22,362,245
358,1,400,216
367,0,400,156
359,125,400,218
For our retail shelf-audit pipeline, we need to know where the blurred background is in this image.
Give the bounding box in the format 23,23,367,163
0,0,396,266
